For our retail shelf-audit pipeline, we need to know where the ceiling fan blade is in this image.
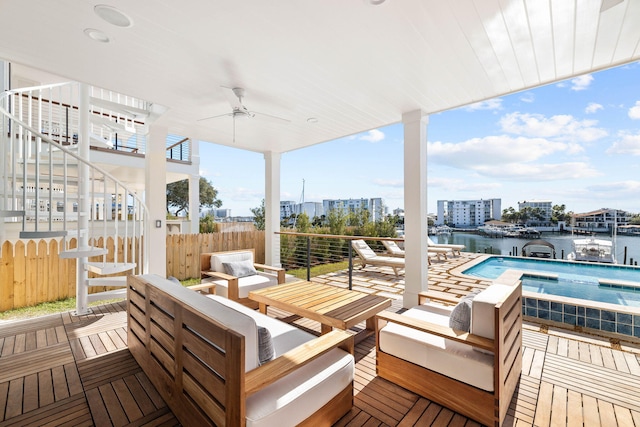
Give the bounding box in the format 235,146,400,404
197,112,232,122
252,111,291,123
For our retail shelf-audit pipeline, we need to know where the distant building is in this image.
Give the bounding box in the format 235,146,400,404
323,198,386,222
571,208,630,233
280,201,324,221
518,199,552,226
436,199,501,227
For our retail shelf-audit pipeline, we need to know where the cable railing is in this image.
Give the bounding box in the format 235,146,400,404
277,231,405,289
166,135,191,161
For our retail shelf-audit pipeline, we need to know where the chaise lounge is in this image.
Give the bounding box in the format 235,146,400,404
375,281,522,426
351,239,405,276
127,274,355,427
382,239,450,262
427,235,465,256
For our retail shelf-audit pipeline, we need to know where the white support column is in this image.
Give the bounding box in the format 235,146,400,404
264,151,281,267
402,110,429,308
189,140,200,234
75,83,91,315
146,124,168,276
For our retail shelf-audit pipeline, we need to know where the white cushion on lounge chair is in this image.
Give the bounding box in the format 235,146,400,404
378,302,494,392
212,273,277,298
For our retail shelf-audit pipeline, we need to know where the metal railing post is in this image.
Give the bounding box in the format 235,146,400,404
306,236,311,281
348,241,353,290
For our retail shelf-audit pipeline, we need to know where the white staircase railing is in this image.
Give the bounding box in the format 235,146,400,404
0,81,149,315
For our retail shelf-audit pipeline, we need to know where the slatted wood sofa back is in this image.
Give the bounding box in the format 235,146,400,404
127,274,244,426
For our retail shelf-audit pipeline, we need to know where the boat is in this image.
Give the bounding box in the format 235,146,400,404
521,239,556,259
433,225,452,235
567,237,616,264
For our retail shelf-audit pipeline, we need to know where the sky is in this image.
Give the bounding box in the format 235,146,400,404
198,62,640,218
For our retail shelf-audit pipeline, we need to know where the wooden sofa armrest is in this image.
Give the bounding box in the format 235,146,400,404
418,290,462,306
376,311,494,352
187,282,217,293
201,270,237,281
245,330,354,396
253,263,286,284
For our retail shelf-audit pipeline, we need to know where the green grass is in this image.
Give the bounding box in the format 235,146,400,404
0,278,202,321
287,261,350,280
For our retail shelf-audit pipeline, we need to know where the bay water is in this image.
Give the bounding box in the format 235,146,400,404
433,232,640,266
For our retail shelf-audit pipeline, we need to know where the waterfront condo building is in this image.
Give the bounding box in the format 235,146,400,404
436,199,501,227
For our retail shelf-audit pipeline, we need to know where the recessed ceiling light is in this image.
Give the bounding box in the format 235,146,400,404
94,4,133,27
84,28,110,43
307,117,318,123
366,0,387,5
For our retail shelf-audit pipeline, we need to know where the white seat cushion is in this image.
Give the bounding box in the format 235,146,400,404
378,303,494,391
206,295,316,356
211,251,254,272
471,284,513,339
245,348,354,427
213,273,277,298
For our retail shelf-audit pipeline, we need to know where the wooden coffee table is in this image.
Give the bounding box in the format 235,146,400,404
249,281,392,340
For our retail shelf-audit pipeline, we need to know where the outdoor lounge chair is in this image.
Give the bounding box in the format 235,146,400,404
427,235,465,256
382,239,449,262
375,282,522,426
199,249,285,309
351,239,405,276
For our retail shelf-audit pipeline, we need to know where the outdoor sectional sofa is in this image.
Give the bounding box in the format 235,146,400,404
127,274,355,427
375,281,522,426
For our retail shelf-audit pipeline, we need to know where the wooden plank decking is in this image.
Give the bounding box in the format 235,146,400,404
1,256,640,426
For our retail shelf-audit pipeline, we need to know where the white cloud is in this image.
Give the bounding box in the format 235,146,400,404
426,176,501,193
570,74,594,91
585,102,603,114
586,180,640,194
628,101,640,119
359,129,385,142
607,132,640,155
428,135,574,168
519,92,535,103
499,112,607,142
474,162,601,181
465,98,503,111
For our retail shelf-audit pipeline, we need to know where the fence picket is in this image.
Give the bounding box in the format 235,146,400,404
0,241,14,311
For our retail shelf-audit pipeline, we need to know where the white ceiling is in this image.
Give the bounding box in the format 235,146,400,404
1,0,639,154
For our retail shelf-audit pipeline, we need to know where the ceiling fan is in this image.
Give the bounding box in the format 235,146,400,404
197,87,289,142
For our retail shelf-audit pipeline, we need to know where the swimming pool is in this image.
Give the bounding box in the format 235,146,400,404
463,257,640,307
460,256,640,340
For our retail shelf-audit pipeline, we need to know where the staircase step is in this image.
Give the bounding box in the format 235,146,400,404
0,210,25,218
19,230,68,239
87,276,127,288
87,288,127,303
59,246,109,258
86,262,136,275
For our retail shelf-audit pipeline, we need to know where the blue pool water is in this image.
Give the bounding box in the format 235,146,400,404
463,257,640,307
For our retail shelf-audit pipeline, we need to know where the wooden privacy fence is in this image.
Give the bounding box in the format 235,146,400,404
166,230,265,280
0,231,265,311
0,236,143,312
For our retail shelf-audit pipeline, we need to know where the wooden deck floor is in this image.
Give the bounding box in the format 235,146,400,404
2,256,640,426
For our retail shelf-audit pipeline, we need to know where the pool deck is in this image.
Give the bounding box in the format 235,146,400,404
1,252,640,426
